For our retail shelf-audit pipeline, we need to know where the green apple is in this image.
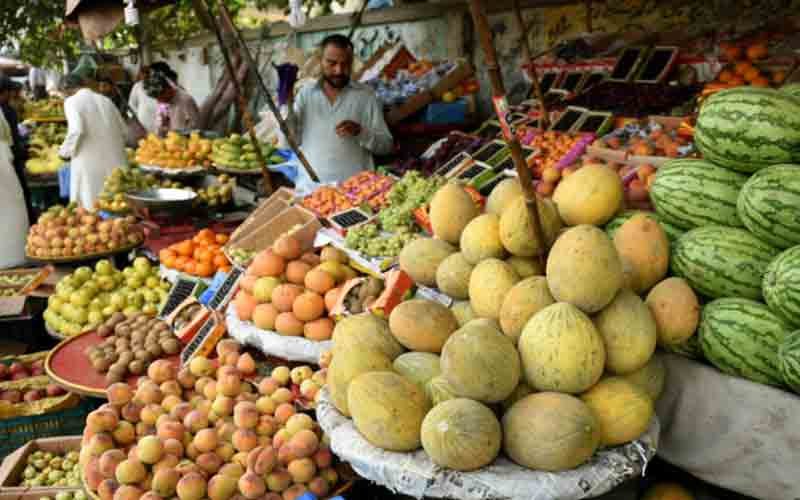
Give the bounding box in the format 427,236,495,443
160,281,171,291
113,272,125,285
82,281,99,298
133,257,151,273
95,259,114,276
87,311,103,326
142,289,158,303
89,298,104,312
96,276,115,291
73,267,92,283
126,276,144,288
70,291,89,307
109,293,126,309
48,296,64,314
128,292,144,309
73,308,88,324
101,305,118,318
142,304,158,316
145,276,161,289
122,306,139,317
122,267,135,278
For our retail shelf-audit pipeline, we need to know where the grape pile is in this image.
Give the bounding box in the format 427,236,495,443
345,223,418,257
391,133,486,176
378,171,445,231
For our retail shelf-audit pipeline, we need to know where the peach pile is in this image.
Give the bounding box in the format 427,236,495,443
79,340,336,500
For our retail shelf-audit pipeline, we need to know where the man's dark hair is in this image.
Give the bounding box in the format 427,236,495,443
320,34,353,52
149,61,177,83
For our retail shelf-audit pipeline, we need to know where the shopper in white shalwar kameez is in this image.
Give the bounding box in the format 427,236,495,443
0,111,29,268
58,75,128,210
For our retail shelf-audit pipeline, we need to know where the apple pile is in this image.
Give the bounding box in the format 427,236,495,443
234,235,361,341
0,358,46,381
79,340,340,500
44,258,171,338
26,204,144,260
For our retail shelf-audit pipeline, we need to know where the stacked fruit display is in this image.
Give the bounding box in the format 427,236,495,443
591,120,693,159
16,449,82,488
300,187,352,217
23,99,65,121
159,229,232,278
392,133,485,176
96,167,184,213
708,39,782,89
0,357,47,380
325,178,672,475
26,205,144,260
26,123,67,175
339,171,394,208
43,258,170,337
233,235,358,341
135,132,213,169
211,134,284,171
79,340,343,500
195,175,236,209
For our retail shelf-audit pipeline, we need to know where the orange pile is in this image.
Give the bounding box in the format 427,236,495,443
523,131,584,196
712,40,783,89
159,228,231,277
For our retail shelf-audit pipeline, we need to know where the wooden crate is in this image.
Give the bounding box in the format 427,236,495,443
0,436,83,494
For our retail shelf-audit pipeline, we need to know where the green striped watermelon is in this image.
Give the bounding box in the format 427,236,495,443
671,226,779,300
763,245,800,327
650,159,747,230
778,330,800,392
779,83,800,100
699,298,792,387
661,334,703,360
694,87,800,173
737,164,800,249
604,210,684,244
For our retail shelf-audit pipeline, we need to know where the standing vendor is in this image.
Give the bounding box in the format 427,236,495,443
58,72,128,210
143,64,200,136
0,77,32,221
0,119,29,268
128,64,159,134
280,34,393,185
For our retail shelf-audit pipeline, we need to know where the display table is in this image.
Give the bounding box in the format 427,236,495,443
656,354,800,500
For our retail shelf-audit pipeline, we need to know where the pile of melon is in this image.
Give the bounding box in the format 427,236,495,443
233,235,360,341
326,175,698,473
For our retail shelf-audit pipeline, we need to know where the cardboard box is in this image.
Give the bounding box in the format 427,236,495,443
226,206,322,257
227,188,294,245
0,436,83,494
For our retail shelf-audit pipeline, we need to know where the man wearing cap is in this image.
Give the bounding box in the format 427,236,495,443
58,72,128,210
143,64,200,136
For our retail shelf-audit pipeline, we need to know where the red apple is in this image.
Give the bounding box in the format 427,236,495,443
30,366,44,376
46,384,66,397
24,390,42,402
9,362,25,375
11,370,29,381
1,390,21,403
0,364,8,380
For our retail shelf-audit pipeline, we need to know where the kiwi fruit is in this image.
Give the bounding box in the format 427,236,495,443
98,324,112,337
128,360,145,375
106,371,123,384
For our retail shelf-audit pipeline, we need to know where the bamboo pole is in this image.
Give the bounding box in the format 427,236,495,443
468,0,549,264
511,0,549,128
215,1,321,184
198,0,275,194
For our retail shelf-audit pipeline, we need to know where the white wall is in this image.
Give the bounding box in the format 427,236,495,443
162,47,213,103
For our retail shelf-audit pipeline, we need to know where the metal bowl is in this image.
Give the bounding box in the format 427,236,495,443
126,188,198,219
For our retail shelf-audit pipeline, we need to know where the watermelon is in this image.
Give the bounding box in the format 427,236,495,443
650,159,747,230
694,87,800,173
778,330,800,392
763,245,800,327
779,83,800,100
604,210,684,244
699,298,792,387
671,226,779,301
737,164,800,249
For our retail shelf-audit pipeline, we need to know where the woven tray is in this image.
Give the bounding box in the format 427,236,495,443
213,164,263,175
26,238,143,264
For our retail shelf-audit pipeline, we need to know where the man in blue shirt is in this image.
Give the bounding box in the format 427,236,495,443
283,34,393,186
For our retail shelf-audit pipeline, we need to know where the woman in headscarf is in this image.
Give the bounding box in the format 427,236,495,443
58,72,128,210
144,65,200,136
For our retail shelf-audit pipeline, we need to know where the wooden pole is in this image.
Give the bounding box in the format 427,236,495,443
215,1,321,184
347,0,371,40
511,0,549,128
198,0,275,194
468,0,549,264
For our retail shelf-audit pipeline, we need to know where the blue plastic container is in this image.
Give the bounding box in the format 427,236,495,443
424,99,467,125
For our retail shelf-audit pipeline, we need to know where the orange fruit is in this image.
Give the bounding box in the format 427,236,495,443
174,256,189,271
184,261,197,275
213,255,229,268
734,61,753,76
743,67,760,82
176,240,194,257
771,70,787,84
721,44,742,61
746,43,768,61
196,262,214,278
718,69,734,83
215,234,229,245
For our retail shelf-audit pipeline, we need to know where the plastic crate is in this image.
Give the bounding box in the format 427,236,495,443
424,99,467,125
0,397,102,461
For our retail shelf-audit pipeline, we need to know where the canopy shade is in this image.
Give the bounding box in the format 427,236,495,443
65,0,176,40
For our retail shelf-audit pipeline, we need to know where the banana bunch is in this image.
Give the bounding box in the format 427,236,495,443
25,145,62,175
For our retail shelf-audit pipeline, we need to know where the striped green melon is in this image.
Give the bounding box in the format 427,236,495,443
779,83,800,100
737,164,800,249
699,298,792,387
661,334,703,360
778,331,800,392
650,159,747,230
694,87,800,173
671,226,779,300
763,245,800,327
604,210,684,244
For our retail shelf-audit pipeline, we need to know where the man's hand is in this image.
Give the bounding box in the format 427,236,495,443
336,120,361,137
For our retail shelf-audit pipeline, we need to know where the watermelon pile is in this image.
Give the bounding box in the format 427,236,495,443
640,86,800,392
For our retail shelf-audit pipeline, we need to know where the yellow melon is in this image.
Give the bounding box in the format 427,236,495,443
645,277,700,346
450,301,476,327
499,276,555,342
332,313,404,360
328,349,393,416
580,377,653,446
435,252,474,300
552,164,623,226
505,255,543,278
642,482,695,500
421,398,502,471
392,352,441,392
499,196,562,257
347,371,431,452
485,178,522,215
546,225,623,313
460,214,506,264
593,289,657,375
502,392,600,471
429,183,480,244
501,381,535,412
518,302,605,393
464,317,501,330
613,214,670,293
469,258,520,319
425,375,457,406
440,322,521,403
399,238,456,287
622,355,666,401
388,299,459,353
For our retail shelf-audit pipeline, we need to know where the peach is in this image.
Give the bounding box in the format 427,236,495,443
289,366,313,385
107,383,134,406
237,472,266,499
277,443,295,464
256,415,277,437
89,432,115,457
236,353,256,375
177,367,196,389
135,383,163,405
152,453,180,473
189,356,214,377
194,428,219,453
137,435,164,464
115,458,146,484
216,442,235,462
217,421,236,442
233,401,259,429
223,351,239,366
216,339,241,358
151,468,179,497
195,398,213,415
112,485,143,500
287,457,316,483
87,409,120,433
282,484,308,500
185,442,200,460
313,446,333,469
272,429,291,450
120,401,143,423
139,492,161,500
231,451,249,468
175,461,203,477
212,395,235,416
148,359,177,384
308,477,330,497
218,373,241,398
299,380,320,400
140,403,164,426
250,446,278,475
126,446,138,460
208,473,239,500
134,422,155,438
184,409,209,432
266,469,292,492
176,472,207,500
194,376,212,395
197,451,224,475
157,420,185,441
161,394,183,412
84,457,103,490
203,380,218,400
271,388,294,405
99,449,126,478
232,428,258,452
274,403,295,424
284,414,313,435
161,379,183,397
258,377,280,396
255,396,277,415
271,366,290,385
218,462,245,479
265,494,283,500
97,478,120,500
288,429,319,458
